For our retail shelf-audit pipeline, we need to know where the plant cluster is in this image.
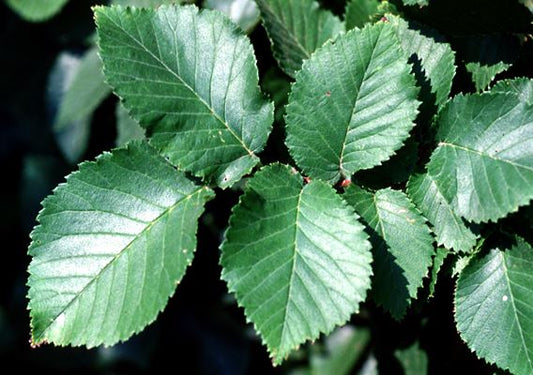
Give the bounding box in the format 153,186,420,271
13,0,533,373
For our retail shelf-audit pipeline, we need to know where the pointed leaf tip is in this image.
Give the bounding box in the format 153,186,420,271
28,141,214,347
96,4,273,188
286,22,420,184
221,164,372,364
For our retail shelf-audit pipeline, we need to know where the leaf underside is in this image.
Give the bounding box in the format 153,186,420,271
343,185,435,319
285,22,420,184
96,5,273,188
427,92,533,223
455,237,533,375
28,141,214,347
221,164,372,365
256,0,344,78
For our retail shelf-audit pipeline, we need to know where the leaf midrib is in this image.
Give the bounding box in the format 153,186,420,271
278,185,304,353
100,10,254,157
33,188,206,343
338,25,384,178
438,142,533,172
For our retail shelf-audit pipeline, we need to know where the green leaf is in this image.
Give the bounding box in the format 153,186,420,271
220,164,372,364
115,102,145,147
344,0,379,30
407,173,477,252
394,341,428,375
28,141,214,347
6,0,68,22
203,0,260,33
455,237,533,375
426,93,533,223
459,34,519,92
286,22,420,184
388,15,456,110
428,247,449,298
492,77,533,105
47,52,91,164
256,0,344,78
309,326,371,375
54,47,111,133
95,5,273,188
343,186,434,319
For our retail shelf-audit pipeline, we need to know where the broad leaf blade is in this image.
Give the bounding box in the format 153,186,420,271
221,164,372,364
115,102,145,146
407,173,477,252
28,141,214,347
389,15,455,110
492,77,533,105
343,186,434,319
426,93,533,222
95,5,273,188
455,237,533,375
285,22,420,184
256,0,344,78
6,0,68,22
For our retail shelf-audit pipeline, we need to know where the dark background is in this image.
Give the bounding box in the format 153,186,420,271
0,0,531,373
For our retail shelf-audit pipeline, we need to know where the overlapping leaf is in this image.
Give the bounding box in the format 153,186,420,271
28,141,214,347
455,237,533,375
407,173,477,252
389,15,455,110
115,102,145,146
96,5,273,188
492,77,533,105
343,186,434,319
426,92,533,222
286,22,420,184
221,164,372,364
256,0,344,77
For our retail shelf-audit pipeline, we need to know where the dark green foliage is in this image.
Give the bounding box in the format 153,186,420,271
6,0,532,373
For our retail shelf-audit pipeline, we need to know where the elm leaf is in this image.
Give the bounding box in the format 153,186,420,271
285,22,420,184
221,164,372,364
95,5,273,188
455,237,533,375
28,141,214,347
343,186,435,319
427,92,533,222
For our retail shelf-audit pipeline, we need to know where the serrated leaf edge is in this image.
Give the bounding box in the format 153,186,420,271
220,163,372,365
